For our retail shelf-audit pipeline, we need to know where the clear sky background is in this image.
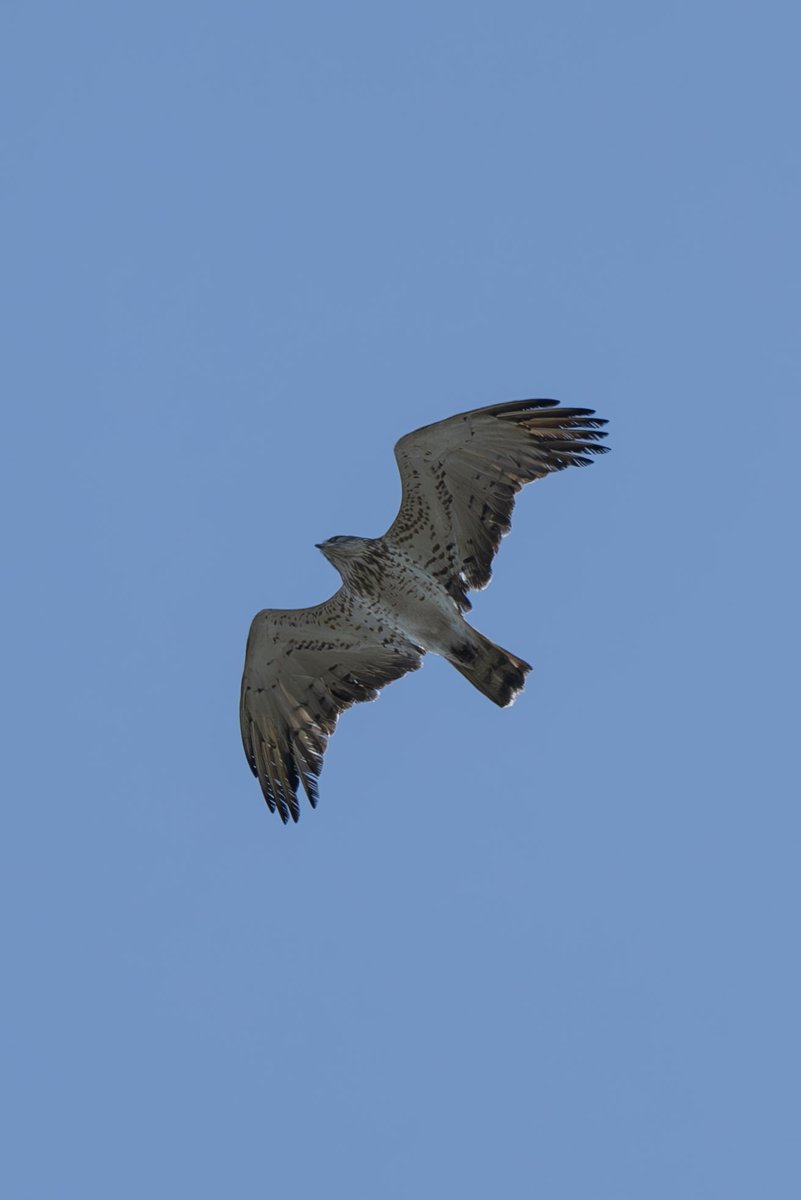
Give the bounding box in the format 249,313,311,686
3,3,799,1197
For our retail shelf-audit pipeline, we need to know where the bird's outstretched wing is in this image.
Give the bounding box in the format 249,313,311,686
385,399,608,611
240,589,422,822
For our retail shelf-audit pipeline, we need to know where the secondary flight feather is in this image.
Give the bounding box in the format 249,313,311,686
240,398,608,822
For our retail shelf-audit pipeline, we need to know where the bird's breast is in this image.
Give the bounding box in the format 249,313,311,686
349,545,461,654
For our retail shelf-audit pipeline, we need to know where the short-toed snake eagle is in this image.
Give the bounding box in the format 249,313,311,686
240,398,608,822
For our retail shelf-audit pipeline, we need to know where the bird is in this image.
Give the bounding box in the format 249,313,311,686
240,398,608,822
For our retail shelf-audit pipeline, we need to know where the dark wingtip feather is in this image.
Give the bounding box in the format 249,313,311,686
306,776,320,808
487,397,559,415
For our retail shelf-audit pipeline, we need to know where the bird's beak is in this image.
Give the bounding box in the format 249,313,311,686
315,543,324,551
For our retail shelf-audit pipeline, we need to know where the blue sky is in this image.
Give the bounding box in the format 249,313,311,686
3,2,799,1196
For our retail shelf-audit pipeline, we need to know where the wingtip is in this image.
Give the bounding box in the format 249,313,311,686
488,397,560,415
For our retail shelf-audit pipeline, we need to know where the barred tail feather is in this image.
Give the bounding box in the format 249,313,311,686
447,630,532,708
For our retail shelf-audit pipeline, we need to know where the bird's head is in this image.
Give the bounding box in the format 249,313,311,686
315,535,371,572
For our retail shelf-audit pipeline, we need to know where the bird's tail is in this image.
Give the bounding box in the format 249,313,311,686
446,628,532,708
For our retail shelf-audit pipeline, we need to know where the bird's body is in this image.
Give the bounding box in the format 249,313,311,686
241,398,608,822
322,537,466,656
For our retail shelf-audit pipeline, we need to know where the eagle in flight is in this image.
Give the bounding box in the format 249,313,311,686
241,398,608,822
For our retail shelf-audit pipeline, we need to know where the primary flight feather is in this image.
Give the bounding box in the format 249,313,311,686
240,398,608,822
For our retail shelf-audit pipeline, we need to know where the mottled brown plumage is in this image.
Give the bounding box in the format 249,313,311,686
240,398,608,822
